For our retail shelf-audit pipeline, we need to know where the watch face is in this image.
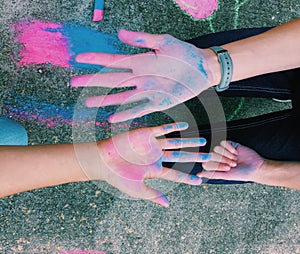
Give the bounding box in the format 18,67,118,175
217,49,228,54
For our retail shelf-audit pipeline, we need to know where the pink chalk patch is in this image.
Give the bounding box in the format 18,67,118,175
13,19,71,68
60,251,106,254
93,10,104,21
174,0,218,19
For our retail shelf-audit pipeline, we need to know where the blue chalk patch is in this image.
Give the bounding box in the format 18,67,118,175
135,39,146,44
4,92,111,122
200,153,211,160
199,137,207,144
46,24,125,70
177,173,186,178
230,141,240,149
198,57,208,79
172,151,181,157
94,0,104,10
190,175,199,180
163,124,174,130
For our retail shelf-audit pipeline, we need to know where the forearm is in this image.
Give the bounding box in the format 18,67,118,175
254,160,300,190
0,143,105,198
205,18,300,87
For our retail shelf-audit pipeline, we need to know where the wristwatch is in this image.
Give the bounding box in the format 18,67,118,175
209,46,233,92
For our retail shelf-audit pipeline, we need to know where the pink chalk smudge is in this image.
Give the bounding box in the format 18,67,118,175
174,0,218,19
13,19,71,68
60,251,106,254
5,103,145,130
93,10,104,21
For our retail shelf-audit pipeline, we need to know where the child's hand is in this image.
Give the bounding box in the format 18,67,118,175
198,140,265,182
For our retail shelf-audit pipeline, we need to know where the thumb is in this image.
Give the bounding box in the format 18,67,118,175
118,29,166,50
140,184,170,207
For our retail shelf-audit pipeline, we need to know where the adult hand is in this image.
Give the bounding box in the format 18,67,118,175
198,141,265,182
97,122,210,207
71,30,213,123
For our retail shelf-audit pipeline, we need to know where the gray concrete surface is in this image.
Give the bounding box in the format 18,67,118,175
0,0,300,253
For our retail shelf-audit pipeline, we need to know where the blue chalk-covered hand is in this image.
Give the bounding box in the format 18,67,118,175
71,30,214,123
198,140,265,182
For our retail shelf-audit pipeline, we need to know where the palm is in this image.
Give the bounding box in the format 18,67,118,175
71,30,210,123
98,122,210,207
225,145,264,181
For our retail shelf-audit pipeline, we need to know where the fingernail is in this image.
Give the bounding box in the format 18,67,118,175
199,137,207,145
76,54,93,63
190,175,197,180
85,98,95,107
224,166,231,171
108,115,116,123
118,29,129,37
190,175,202,185
188,138,206,145
176,122,188,129
70,77,80,87
156,194,169,207
75,54,84,62
230,161,237,167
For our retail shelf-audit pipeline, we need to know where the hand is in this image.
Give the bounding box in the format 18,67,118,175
97,122,210,207
71,30,213,123
198,140,265,182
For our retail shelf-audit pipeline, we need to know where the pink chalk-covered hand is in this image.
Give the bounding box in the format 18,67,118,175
198,141,265,182
97,122,210,207
71,30,213,123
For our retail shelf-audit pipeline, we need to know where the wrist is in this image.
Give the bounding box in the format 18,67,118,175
251,159,287,187
202,48,222,87
72,141,109,182
250,159,270,184
95,139,115,182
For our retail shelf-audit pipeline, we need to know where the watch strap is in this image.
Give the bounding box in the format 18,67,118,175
209,46,233,92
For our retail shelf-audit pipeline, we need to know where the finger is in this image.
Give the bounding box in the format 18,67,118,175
85,90,141,107
220,140,238,155
70,72,135,88
155,167,202,186
202,161,232,172
108,102,154,123
205,151,237,169
162,151,211,163
213,145,238,161
139,185,169,207
75,52,134,69
118,29,167,50
158,137,207,150
197,170,232,180
151,122,189,137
